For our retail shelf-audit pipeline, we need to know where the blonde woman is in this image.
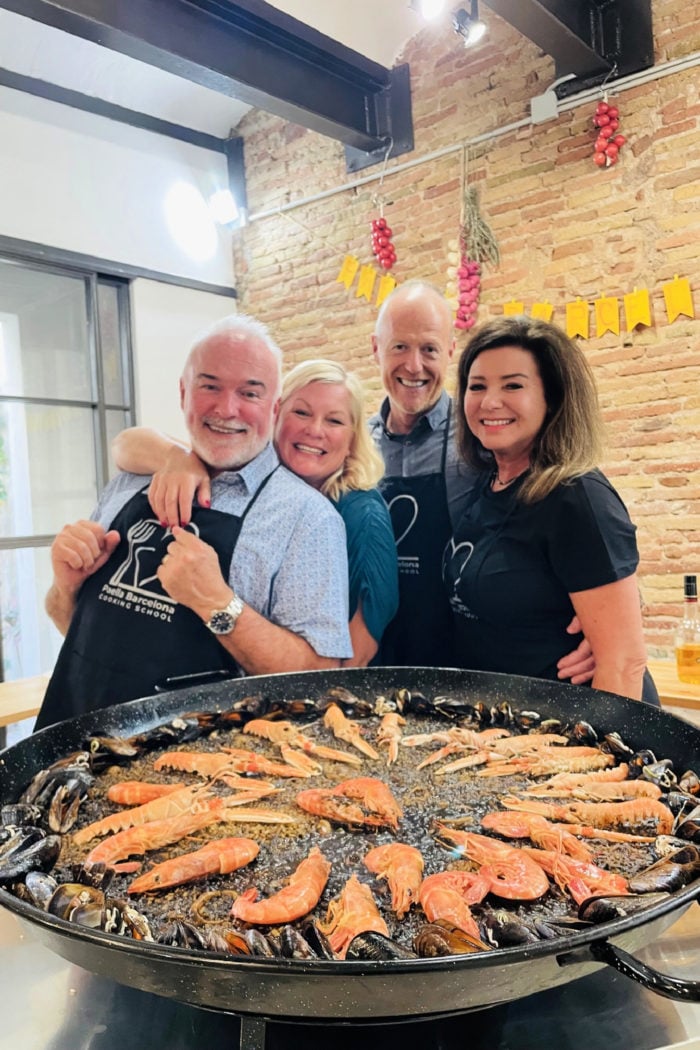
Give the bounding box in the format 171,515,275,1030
113,360,398,666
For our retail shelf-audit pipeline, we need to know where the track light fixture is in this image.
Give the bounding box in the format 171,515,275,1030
452,0,486,46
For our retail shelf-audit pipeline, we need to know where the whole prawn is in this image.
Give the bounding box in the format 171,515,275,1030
296,777,403,831
318,874,389,958
433,824,550,901
84,802,296,866
230,845,331,924
128,836,259,894
520,847,629,906
418,870,490,941
363,842,424,918
376,712,405,766
481,811,593,862
323,703,379,759
501,795,673,835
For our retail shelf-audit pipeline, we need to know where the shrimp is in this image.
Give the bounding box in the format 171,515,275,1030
363,843,424,918
323,704,379,759
243,719,363,767
73,784,213,846
296,777,403,831
376,712,405,765
107,782,187,805
480,811,593,862
84,802,296,866
433,824,550,901
524,764,631,795
520,848,629,906
127,836,259,894
501,795,674,834
488,733,571,756
433,751,490,774
153,749,310,779
418,871,490,941
230,845,331,924
318,874,389,959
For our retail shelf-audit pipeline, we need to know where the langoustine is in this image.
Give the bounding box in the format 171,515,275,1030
296,777,403,831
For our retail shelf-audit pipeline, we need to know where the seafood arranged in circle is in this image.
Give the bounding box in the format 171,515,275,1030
3,685,699,963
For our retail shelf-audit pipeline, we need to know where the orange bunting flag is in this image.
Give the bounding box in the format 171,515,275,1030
336,255,360,289
594,295,620,337
355,264,377,302
531,301,554,322
566,299,589,339
623,287,652,330
663,275,694,323
376,274,397,307
503,300,524,316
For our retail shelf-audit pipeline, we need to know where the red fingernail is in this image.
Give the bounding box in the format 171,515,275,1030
180,520,189,528
203,500,211,508
160,521,167,528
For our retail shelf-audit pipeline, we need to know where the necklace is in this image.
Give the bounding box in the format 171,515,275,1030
491,468,526,489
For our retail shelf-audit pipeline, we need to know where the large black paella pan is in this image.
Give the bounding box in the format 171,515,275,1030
0,667,699,1020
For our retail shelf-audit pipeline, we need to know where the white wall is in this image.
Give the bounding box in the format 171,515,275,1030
0,86,234,286
130,280,236,440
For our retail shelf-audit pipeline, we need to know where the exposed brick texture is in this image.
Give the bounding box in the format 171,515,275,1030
230,0,700,658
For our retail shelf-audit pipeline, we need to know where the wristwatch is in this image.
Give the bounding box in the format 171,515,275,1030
205,594,245,635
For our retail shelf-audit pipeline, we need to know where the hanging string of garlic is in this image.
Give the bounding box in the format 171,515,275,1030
460,184,500,266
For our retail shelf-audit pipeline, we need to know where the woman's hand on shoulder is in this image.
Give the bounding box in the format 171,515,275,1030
149,446,211,527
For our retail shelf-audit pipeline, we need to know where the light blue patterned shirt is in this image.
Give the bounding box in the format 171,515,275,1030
92,443,352,660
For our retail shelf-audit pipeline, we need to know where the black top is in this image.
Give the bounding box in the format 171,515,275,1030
442,469,639,681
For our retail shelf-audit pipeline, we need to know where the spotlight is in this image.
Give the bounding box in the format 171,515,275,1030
208,189,240,225
452,0,486,46
409,0,447,19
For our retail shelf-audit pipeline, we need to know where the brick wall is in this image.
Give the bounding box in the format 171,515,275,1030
231,0,700,658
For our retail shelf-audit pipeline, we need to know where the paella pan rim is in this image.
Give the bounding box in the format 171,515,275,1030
1,665,699,1016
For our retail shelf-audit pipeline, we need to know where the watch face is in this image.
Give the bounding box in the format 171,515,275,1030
208,610,236,635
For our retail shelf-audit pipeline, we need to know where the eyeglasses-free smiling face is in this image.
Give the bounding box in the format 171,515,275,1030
275,381,354,490
180,332,280,473
372,289,454,434
464,345,549,470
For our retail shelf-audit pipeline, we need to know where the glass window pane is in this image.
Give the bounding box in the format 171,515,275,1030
0,545,62,680
98,282,126,406
0,261,92,401
0,403,98,537
105,409,130,480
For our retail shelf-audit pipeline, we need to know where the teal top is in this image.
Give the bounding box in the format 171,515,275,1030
332,488,399,644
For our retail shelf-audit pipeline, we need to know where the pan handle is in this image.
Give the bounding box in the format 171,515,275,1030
588,939,700,1002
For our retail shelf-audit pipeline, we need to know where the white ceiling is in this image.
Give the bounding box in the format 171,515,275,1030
0,2,429,139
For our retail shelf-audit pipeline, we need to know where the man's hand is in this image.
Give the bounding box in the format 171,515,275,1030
557,615,596,684
148,447,211,528
157,525,230,621
46,520,120,634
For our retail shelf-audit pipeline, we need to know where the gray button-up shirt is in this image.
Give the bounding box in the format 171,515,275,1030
368,390,477,528
92,443,352,660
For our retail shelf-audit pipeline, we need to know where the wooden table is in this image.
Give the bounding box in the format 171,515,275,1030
0,674,47,729
647,658,700,711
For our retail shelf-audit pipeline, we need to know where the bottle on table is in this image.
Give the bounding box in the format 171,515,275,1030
675,574,700,685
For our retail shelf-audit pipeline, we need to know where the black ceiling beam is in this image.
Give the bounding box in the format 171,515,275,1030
484,0,653,88
0,0,412,154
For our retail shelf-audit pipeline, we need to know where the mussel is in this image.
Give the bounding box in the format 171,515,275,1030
628,844,700,893
579,892,671,923
345,931,417,960
480,909,541,947
0,827,61,882
413,921,487,958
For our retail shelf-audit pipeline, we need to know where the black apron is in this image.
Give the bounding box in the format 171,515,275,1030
36,473,276,730
377,406,455,667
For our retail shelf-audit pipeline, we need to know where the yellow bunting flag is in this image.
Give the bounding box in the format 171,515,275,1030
594,295,620,337
503,300,524,316
531,302,554,322
566,299,589,339
623,287,651,330
355,264,377,302
336,255,360,290
663,275,695,323
376,274,397,307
